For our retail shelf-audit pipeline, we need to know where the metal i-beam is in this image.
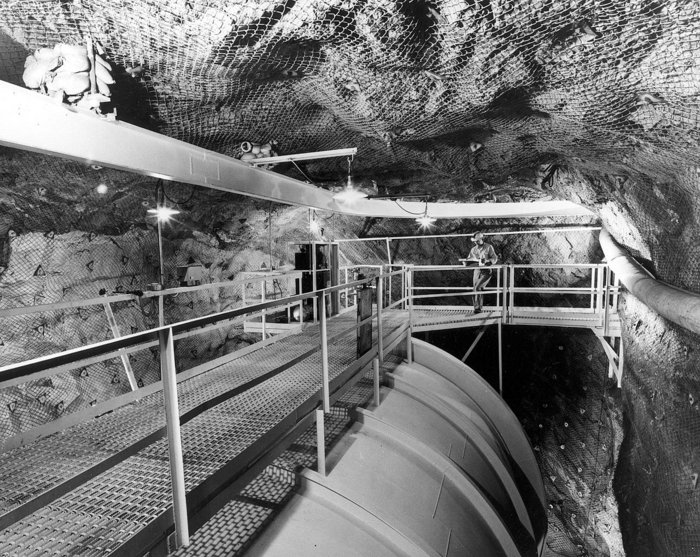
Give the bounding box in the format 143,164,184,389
0,80,594,219
0,80,340,211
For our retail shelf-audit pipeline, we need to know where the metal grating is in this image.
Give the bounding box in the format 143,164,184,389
0,311,408,555
171,349,404,557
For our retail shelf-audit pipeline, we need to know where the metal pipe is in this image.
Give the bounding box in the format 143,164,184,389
600,228,700,335
159,328,189,548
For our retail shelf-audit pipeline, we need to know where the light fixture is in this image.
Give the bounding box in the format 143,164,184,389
147,206,180,222
333,155,368,204
416,211,436,230
415,200,436,230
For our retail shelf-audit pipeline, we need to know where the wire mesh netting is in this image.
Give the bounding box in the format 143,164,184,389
0,1,699,555
2,1,700,189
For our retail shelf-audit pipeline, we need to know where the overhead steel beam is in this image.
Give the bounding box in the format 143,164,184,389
249,148,356,166
0,80,594,219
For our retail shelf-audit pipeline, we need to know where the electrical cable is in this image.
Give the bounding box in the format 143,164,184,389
162,182,195,205
392,198,429,216
290,160,314,184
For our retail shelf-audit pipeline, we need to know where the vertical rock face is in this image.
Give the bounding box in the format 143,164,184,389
505,327,625,557
614,296,700,557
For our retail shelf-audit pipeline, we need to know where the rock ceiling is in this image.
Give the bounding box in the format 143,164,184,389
2,0,700,203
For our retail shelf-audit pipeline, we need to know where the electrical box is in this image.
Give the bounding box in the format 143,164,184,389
177,265,204,287
291,242,340,317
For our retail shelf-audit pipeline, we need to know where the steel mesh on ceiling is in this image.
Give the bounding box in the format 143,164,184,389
1,0,700,189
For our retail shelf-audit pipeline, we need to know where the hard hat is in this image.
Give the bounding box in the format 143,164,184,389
472,232,484,242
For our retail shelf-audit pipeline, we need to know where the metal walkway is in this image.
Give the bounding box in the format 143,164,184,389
412,306,621,337
0,261,624,555
0,310,408,556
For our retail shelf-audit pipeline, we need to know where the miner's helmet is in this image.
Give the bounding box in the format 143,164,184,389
472,232,485,242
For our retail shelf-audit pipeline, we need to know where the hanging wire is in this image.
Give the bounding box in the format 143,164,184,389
347,155,354,187
154,179,164,207
393,197,429,216
163,183,195,205
290,160,314,184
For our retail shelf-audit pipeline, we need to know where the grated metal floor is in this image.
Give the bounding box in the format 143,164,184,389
170,357,404,557
0,311,409,556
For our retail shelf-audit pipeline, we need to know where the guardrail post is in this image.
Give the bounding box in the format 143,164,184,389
261,280,267,339
318,290,330,413
159,327,189,549
498,320,503,396
376,276,384,364
508,265,515,322
373,357,381,406
596,265,604,322
103,301,138,391
406,266,414,364
501,266,508,323
603,265,611,336
316,408,326,476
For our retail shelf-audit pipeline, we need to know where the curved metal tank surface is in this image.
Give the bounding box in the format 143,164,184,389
246,338,547,557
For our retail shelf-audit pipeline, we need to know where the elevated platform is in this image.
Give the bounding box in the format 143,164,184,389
412,306,621,337
0,311,409,556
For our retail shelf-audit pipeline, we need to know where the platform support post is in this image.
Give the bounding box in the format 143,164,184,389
406,266,414,364
316,408,326,476
318,290,330,413
376,276,384,364
159,327,189,549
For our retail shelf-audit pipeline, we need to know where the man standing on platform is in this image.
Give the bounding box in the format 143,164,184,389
467,232,498,313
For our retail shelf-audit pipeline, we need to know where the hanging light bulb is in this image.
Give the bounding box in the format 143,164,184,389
147,206,180,222
415,200,436,229
333,155,367,204
416,212,436,229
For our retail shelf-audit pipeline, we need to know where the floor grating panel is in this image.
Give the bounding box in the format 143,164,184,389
0,311,408,556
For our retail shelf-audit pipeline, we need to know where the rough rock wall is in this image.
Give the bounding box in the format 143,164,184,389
550,167,700,557
0,150,386,440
